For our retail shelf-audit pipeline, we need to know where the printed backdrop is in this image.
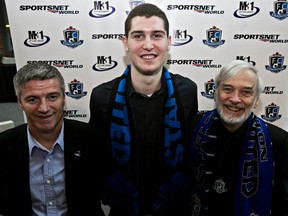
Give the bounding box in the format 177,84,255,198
5,0,288,131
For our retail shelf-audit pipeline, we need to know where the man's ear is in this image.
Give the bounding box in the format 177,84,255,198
168,35,172,50
17,97,22,108
254,97,259,108
213,90,217,102
122,36,128,52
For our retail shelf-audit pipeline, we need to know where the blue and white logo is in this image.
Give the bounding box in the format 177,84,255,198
261,103,282,122
60,26,84,49
270,0,288,20
234,1,260,18
203,26,225,48
24,30,50,47
65,79,87,99
89,1,116,18
265,52,286,73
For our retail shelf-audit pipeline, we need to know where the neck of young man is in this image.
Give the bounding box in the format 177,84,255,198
131,69,162,96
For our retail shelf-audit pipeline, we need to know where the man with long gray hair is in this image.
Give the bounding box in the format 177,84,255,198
188,60,288,216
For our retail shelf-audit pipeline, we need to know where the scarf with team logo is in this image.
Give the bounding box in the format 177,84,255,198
105,65,188,215
189,109,273,216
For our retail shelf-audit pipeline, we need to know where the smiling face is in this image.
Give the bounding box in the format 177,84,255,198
214,69,259,131
18,78,65,137
122,16,171,76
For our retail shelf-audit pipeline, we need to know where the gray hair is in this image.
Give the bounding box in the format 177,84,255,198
215,60,264,97
13,62,65,97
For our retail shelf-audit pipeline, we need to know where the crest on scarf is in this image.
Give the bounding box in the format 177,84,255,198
212,179,227,193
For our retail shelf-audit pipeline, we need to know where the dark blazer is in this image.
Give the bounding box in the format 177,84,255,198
0,118,106,216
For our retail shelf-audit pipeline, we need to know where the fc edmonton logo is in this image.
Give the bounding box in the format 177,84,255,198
171,30,193,46
261,103,282,122
65,79,87,99
201,79,215,99
203,26,225,48
92,56,118,72
233,1,260,18
126,0,145,15
265,52,287,73
270,0,288,20
60,26,84,49
24,30,50,47
89,1,116,18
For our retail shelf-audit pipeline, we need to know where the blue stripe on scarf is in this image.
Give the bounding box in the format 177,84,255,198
110,66,130,165
234,116,273,216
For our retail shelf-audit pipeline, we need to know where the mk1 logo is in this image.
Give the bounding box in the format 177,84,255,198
94,1,110,10
24,30,50,47
97,56,113,64
236,56,256,66
28,31,44,40
234,1,260,18
173,30,188,39
171,29,193,46
239,1,255,12
89,1,116,18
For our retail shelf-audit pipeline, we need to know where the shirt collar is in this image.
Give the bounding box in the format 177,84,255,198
128,73,165,98
27,122,64,155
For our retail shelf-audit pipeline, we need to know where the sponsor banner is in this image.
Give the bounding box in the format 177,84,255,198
5,0,288,130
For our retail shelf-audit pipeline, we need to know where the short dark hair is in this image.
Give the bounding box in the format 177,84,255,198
124,3,169,37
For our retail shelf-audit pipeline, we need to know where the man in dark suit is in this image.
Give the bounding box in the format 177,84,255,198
0,62,107,216
188,60,288,216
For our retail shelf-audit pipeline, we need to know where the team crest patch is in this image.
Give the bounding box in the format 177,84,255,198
212,179,227,193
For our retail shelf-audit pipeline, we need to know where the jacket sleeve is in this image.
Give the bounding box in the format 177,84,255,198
269,124,288,216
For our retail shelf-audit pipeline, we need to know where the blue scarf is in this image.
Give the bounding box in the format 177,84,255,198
105,65,188,215
189,109,273,216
